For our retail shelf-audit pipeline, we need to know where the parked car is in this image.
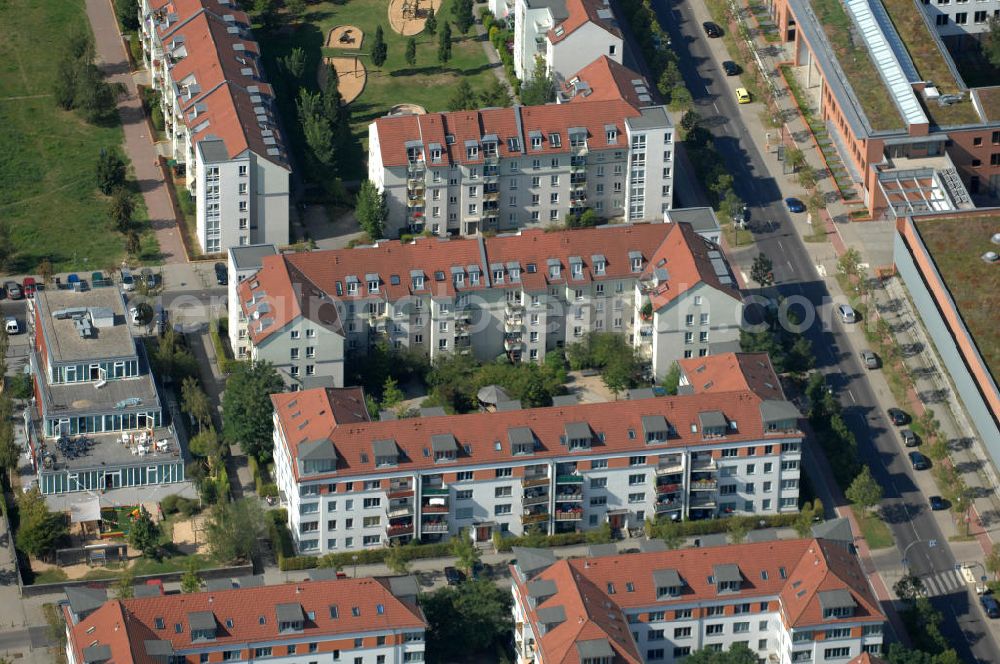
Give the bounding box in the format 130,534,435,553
887,408,910,426
722,60,740,76
4,280,23,300
141,268,160,289
22,277,37,298
735,87,752,104
837,303,857,324
900,429,919,447
860,349,879,370
784,197,806,213
120,268,136,292
908,451,930,471
214,262,228,286
929,495,946,511
702,21,723,37
981,593,1000,619
444,566,464,586
154,304,168,336
4,317,20,335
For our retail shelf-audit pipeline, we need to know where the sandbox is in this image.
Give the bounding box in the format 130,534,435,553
318,56,367,104
326,25,364,49
388,0,442,36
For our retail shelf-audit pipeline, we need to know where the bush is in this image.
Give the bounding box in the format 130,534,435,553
645,513,800,540
209,319,237,374
5,373,33,399
128,36,144,69
160,495,201,516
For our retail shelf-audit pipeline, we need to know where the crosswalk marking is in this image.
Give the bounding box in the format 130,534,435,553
920,569,968,597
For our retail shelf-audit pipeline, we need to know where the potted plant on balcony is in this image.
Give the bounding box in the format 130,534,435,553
640,302,653,321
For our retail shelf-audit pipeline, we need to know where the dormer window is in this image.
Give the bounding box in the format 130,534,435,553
493,268,504,283
431,434,458,463
510,266,521,281
507,137,521,152
430,147,442,162
453,272,464,286
564,422,592,450
549,133,562,148
188,612,217,641
642,415,670,444
483,141,497,157
605,126,618,144
469,269,480,285
547,259,561,279
530,132,543,150
466,145,479,159
819,590,856,619
629,251,643,272
713,564,742,594
592,254,606,275
508,427,535,455
367,277,380,293
414,276,424,289
372,439,399,468
699,411,728,438
406,146,423,163
276,602,305,633
346,277,359,295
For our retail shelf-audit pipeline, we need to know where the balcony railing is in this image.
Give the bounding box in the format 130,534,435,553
691,458,717,471
556,474,583,484
422,487,449,496
422,504,449,514
388,506,414,518
523,493,549,506
522,513,549,525
555,510,582,521
689,499,717,509
555,491,583,502
422,522,448,534
690,480,718,491
387,524,414,537
388,487,414,499
656,483,681,494
522,476,549,488
656,462,684,476
655,500,682,513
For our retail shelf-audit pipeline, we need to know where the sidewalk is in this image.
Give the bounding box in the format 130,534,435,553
84,0,187,264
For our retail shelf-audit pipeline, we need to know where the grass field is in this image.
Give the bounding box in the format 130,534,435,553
915,215,1000,387
258,0,497,181
0,0,157,273
857,513,894,550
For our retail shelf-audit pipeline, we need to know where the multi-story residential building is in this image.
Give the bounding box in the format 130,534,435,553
271,354,803,555
917,0,1000,43
26,289,185,502
227,243,277,361
769,0,1000,213
512,0,623,83
368,73,673,237
138,0,290,254
235,222,743,388
63,576,427,664
510,537,886,664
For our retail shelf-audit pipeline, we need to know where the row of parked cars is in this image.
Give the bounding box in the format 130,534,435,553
1,268,162,300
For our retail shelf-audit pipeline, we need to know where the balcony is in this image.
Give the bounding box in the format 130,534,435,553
522,512,549,525
504,335,523,352
656,461,684,476
407,196,425,208
388,484,414,499
422,504,449,514
556,474,583,485
422,487,449,496
387,524,414,537
484,189,500,201
690,479,718,491
505,316,523,332
656,483,681,495
422,522,448,534
506,301,524,315
689,498,717,509
690,458,717,471
655,500,682,513
523,492,549,507
554,490,583,502
555,510,583,521
522,475,549,488
407,161,426,176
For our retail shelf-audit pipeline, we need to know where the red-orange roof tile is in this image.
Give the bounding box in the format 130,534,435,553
678,352,785,401
565,56,649,107
645,222,741,310
546,0,622,44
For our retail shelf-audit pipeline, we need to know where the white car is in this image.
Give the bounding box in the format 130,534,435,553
837,304,857,324
4,317,19,334
129,306,142,325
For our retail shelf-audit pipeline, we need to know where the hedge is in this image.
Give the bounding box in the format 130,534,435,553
646,513,801,539
209,319,238,374
277,539,459,572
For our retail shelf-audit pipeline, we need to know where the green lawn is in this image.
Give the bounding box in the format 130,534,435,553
258,0,497,181
0,0,158,273
857,513,894,550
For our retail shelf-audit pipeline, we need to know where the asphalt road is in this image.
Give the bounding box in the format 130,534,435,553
656,0,999,660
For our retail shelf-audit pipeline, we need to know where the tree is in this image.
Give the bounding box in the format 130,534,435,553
96,148,127,195
447,80,479,111
115,0,139,31
425,8,438,35
668,84,693,112
221,361,284,462
846,466,882,514
182,376,213,432
797,163,817,190
719,189,744,224
438,22,452,64
601,353,637,398
380,376,406,413
385,544,411,574
479,77,511,107
125,229,141,257
372,25,388,67
680,109,702,134
204,498,268,563
577,209,599,227
302,105,335,166
108,186,135,233
180,559,202,593
285,0,307,24
356,180,388,240
727,517,751,544
405,37,417,66
450,528,481,574
785,146,805,172
151,327,199,383
987,543,1000,580
16,488,69,560
520,56,555,106
750,253,774,289
419,580,512,660
985,16,1000,69
0,414,18,471
685,644,758,664
280,47,306,81
894,574,925,603
0,222,12,271
251,0,278,28
189,429,224,475
114,569,135,599
128,507,161,558
453,0,474,34
656,60,681,98
661,362,681,395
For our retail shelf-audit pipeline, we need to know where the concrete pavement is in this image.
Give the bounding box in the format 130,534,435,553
84,0,187,264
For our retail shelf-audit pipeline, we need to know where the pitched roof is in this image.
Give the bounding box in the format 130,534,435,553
546,0,622,45
274,383,801,482
512,538,885,663
644,222,741,310
678,352,785,401
66,578,426,663
565,56,650,107
372,100,641,168
270,387,369,451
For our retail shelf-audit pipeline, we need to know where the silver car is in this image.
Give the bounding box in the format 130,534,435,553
860,350,879,369
837,304,857,324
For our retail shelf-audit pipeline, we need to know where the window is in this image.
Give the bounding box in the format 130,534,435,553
590,496,607,506
824,648,851,659
674,627,692,638
628,492,645,503
550,175,559,187
255,648,272,657
706,624,724,636
494,504,512,515
495,486,512,498
496,467,512,477
592,459,608,469
628,473,646,485
734,622,750,633
590,477,608,489
647,629,664,641
674,647,691,657
826,628,851,640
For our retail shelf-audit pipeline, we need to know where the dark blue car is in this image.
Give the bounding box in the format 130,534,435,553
785,197,806,213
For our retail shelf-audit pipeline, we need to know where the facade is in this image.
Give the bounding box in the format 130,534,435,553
512,0,622,83
63,577,427,664
917,0,1000,42
271,353,803,555
235,223,743,388
769,0,1000,215
510,538,886,664
368,69,674,237
138,0,290,254
27,289,184,497
227,243,278,360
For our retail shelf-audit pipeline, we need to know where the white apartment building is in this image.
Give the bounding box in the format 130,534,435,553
368,77,673,238
63,577,426,664
138,0,290,254
270,353,803,555
235,222,743,389
227,242,278,356
919,0,1000,41
510,538,885,664
512,0,622,83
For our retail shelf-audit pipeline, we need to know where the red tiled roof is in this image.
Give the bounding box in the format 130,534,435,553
270,387,370,446
546,0,622,44
513,539,884,663
66,578,426,663
678,352,785,401
849,654,888,664
373,100,640,168
646,222,741,310
275,386,800,483
565,56,649,107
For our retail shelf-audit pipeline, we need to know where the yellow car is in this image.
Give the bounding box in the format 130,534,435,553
736,88,751,104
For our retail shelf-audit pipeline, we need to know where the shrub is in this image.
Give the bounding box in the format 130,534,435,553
128,36,144,68
5,373,33,399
